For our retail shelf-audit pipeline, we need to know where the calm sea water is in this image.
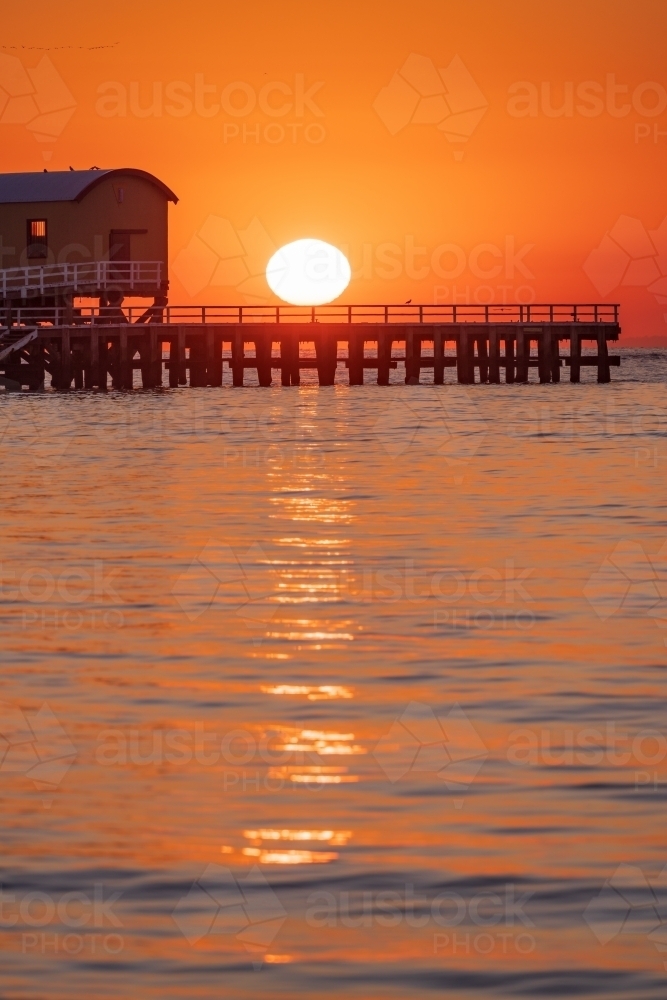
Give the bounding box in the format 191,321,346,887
1,348,665,999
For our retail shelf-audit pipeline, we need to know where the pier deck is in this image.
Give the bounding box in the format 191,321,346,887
0,303,620,391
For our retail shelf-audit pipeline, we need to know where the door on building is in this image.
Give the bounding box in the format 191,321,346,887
109,229,148,282
109,230,132,262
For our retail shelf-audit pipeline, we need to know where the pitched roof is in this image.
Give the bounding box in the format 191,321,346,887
0,168,178,204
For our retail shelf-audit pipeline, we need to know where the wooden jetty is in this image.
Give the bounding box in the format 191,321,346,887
0,303,620,391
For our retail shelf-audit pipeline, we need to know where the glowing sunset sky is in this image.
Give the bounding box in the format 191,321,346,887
2,0,667,340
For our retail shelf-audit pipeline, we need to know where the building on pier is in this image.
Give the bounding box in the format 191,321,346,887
0,168,178,310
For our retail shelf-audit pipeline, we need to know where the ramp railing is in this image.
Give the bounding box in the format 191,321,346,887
0,261,163,298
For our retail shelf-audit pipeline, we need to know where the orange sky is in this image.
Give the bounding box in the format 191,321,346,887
2,0,667,341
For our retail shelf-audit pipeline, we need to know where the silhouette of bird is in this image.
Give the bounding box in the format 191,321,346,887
69,166,74,171
405,299,412,304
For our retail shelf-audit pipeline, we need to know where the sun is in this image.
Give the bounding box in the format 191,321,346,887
266,239,351,306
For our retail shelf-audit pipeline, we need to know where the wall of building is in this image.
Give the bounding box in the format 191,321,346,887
0,173,168,271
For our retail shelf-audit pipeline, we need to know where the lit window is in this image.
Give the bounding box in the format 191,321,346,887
27,218,48,259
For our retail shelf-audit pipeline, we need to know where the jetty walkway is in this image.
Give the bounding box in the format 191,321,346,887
0,302,620,390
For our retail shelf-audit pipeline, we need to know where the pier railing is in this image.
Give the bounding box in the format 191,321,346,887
0,260,163,298
4,301,619,327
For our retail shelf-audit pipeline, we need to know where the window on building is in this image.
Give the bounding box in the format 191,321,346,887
27,219,48,259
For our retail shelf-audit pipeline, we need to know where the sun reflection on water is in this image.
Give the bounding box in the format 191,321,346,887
274,728,365,755
240,827,352,864
260,684,354,700
255,424,359,660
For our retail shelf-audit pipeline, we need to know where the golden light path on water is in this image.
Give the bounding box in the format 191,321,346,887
0,353,665,998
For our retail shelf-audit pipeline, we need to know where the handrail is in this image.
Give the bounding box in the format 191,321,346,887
0,327,38,362
0,260,163,296
3,302,620,328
